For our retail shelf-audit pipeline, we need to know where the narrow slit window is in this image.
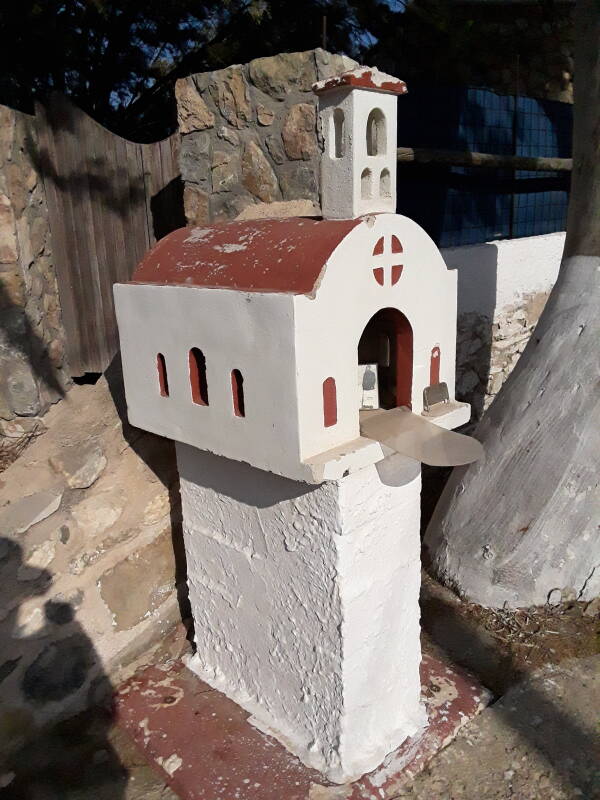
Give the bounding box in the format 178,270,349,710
231,369,245,417
323,377,337,427
333,108,345,158
361,168,372,199
189,347,209,405
157,353,169,397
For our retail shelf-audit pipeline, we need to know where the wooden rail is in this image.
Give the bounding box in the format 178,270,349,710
397,147,572,172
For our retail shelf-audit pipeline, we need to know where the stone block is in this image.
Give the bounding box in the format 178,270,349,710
281,103,318,161
241,140,279,202
208,66,252,129
0,194,17,263
6,162,28,218
175,78,215,134
98,527,177,632
179,132,211,184
49,440,107,489
265,134,286,165
0,490,62,536
211,150,241,194
257,104,275,126
183,184,209,225
2,359,41,417
248,52,317,100
71,490,124,537
278,163,318,201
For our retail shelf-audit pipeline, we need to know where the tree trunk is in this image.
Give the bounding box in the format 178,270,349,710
423,0,600,608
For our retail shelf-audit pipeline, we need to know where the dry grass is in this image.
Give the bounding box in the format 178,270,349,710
0,423,44,473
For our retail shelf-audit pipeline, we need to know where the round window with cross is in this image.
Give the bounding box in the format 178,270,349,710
371,235,403,287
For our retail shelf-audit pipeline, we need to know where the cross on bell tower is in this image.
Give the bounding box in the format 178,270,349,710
312,67,407,220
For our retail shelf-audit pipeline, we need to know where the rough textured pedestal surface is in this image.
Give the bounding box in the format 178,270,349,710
177,443,425,782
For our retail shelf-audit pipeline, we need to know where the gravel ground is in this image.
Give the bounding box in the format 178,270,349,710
397,656,600,800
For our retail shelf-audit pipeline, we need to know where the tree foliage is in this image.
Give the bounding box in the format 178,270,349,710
0,0,387,139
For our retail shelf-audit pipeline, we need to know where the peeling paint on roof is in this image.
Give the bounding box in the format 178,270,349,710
130,217,364,295
313,67,407,96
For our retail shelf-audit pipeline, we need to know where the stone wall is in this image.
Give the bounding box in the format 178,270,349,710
0,106,70,424
0,375,186,757
177,49,357,225
444,232,564,418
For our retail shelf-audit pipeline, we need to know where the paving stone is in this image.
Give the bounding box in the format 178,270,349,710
0,490,62,535
49,440,107,489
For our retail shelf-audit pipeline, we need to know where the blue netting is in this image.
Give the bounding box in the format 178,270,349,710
395,86,572,247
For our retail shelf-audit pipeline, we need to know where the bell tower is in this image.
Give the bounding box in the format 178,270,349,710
313,67,407,220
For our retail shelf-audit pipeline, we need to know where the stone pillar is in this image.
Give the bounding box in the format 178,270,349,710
178,442,425,783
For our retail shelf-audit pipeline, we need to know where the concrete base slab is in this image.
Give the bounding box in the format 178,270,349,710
114,646,491,800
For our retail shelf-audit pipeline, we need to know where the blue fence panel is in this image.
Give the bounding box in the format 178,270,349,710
396,86,572,247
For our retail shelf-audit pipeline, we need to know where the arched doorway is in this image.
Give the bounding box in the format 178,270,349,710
358,308,413,409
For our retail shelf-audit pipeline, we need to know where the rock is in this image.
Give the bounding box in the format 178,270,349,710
49,440,107,489
179,132,211,184
282,103,318,161
0,194,17,263
184,184,209,226
0,490,62,535
17,540,56,581
143,492,171,525
265,134,287,165
217,126,239,146
175,78,215,134
14,601,45,636
241,140,279,202
21,634,95,703
99,528,177,631
248,52,316,100
71,492,124,536
6,162,28,218
211,150,240,193
314,48,358,81
0,416,45,439
0,269,25,306
208,66,252,129
2,358,40,417
257,104,275,126
279,163,318,201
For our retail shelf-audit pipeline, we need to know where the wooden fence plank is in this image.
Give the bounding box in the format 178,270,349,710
36,96,182,374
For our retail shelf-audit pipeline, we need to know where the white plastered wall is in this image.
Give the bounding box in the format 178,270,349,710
179,443,425,783
320,88,398,219
294,213,458,461
114,283,303,478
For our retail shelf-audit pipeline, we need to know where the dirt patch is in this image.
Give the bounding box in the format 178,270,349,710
421,571,600,697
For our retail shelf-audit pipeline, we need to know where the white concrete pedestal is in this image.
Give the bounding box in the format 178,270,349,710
177,443,426,783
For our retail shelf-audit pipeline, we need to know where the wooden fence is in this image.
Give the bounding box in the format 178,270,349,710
35,95,182,375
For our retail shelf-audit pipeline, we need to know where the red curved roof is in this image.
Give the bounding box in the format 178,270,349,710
130,217,363,295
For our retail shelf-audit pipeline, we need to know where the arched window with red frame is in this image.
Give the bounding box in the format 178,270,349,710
189,348,209,405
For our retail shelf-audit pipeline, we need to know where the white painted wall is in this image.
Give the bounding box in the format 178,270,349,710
320,88,397,219
114,283,303,479
294,213,459,460
115,213,463,480
442,231,564,317
180,444,425,783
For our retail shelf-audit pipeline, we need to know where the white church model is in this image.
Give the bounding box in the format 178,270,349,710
114,66,482,783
